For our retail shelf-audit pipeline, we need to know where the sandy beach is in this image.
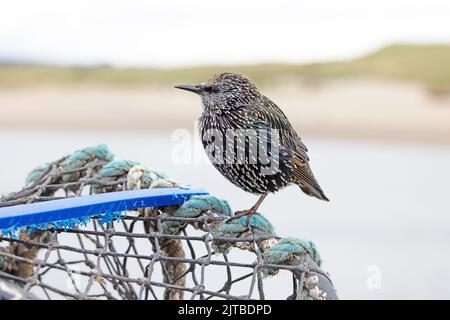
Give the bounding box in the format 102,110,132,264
0,79,449,144
1,79,450,299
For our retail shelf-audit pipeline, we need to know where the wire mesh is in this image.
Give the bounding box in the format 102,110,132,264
0,150,336,300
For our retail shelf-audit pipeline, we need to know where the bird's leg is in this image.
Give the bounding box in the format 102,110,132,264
227,192,268,224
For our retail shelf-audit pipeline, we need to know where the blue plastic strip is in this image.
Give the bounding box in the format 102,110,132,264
0,187,208,230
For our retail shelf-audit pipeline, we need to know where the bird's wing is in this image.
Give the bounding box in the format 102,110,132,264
247,95,308,154
248,96,329,201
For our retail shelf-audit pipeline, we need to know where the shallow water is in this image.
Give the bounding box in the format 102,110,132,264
1,128,450,299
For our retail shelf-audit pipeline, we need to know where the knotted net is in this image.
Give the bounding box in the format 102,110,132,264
0,145,337,300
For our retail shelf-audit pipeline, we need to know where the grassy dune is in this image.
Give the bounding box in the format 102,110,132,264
1,44,450,93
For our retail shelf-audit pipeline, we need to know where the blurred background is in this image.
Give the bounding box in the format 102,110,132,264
1,0,450,299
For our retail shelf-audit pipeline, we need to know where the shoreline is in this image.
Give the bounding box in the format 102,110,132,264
0,80,449,145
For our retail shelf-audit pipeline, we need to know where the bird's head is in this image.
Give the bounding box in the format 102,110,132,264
175,72,261,111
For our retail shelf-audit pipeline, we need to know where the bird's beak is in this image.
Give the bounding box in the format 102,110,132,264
174,84,203,94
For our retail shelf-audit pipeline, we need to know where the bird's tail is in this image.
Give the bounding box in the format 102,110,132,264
292,156,330,201
298,183,329,201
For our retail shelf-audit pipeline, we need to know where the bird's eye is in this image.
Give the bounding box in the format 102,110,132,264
203,86,218,93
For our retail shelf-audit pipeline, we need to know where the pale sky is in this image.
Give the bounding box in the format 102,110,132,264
0,0,449,67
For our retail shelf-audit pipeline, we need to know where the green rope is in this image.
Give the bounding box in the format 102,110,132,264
25,144,114,186
62,144,113,171
162,195,232,234
127,165,177,190
25,163,51,185
94,159,139,179
91,159,140,193
263,237,322,271
212,214,275,253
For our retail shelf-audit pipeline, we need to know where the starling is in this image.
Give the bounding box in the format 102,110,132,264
175,73,328,220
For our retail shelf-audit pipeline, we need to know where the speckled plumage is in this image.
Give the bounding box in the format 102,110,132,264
176,72,328,202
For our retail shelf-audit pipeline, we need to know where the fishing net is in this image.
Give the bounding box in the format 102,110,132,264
0,145,337,300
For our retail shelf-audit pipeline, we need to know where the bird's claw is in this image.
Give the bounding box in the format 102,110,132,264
226,209,260,225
